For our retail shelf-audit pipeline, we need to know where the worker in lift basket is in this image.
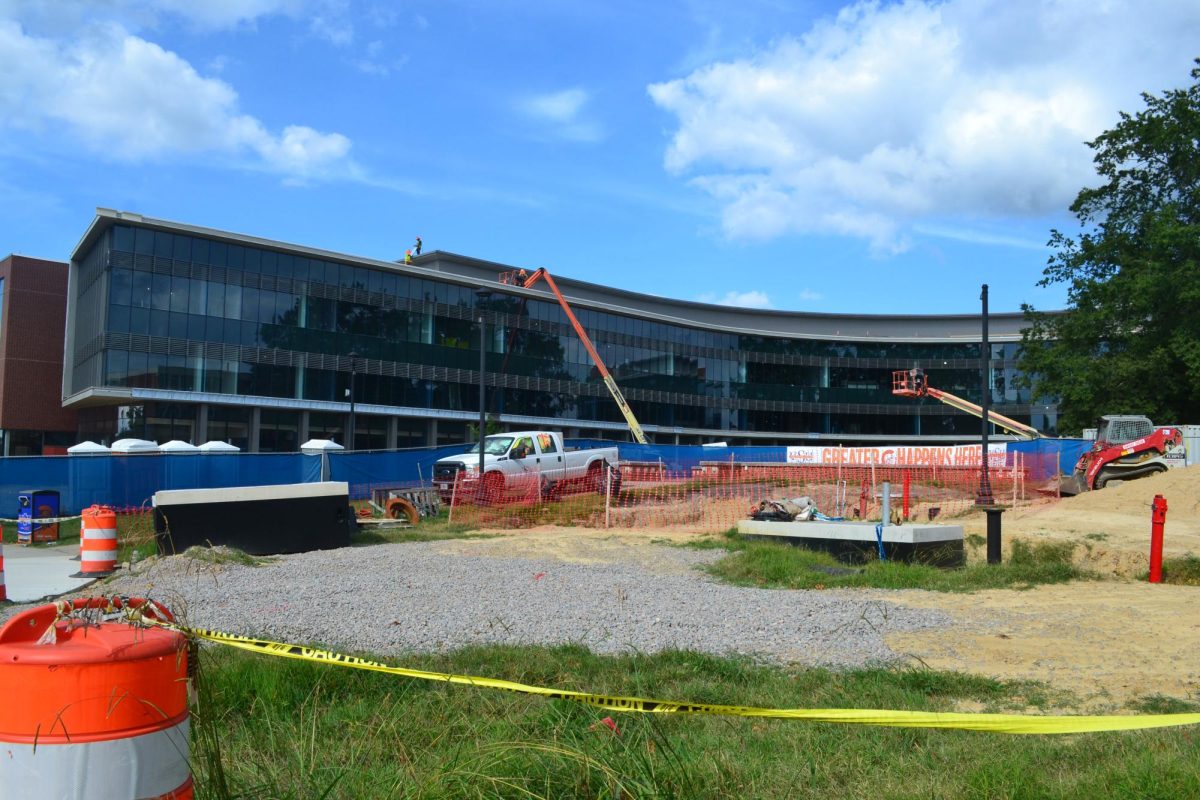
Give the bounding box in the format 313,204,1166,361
909,368,925,392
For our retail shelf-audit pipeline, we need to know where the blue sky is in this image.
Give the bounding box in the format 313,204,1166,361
1,0,1198,314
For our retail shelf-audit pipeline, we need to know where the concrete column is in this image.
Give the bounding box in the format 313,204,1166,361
196,404,209,443
298,410,310,446
248,407,261,453
386,415,398,449
426,418,438,447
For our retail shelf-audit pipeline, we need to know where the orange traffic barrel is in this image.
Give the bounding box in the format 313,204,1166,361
73,504,93,562
74,505,118,578
0,597,192,798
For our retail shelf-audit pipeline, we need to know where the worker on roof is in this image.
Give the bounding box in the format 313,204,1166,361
404,249,412,264
414,236,422,256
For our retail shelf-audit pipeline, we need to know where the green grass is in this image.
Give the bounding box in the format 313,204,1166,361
350,511,484,546
697,532,1087,592
2,514,157,564
1151,556,1200,587
182,545,276,567
1,516,82,546
189,643,1200,799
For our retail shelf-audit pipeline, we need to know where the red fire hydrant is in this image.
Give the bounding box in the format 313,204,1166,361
1149,494,1168,584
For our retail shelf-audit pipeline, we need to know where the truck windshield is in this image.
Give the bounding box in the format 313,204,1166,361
466,436,514,456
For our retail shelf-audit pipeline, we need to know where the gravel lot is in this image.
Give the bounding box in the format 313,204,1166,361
2,539,950,669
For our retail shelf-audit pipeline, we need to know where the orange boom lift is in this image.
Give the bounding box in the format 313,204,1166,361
500,268,648,444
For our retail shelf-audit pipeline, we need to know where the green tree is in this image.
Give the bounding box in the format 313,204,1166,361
1020,61,1200,434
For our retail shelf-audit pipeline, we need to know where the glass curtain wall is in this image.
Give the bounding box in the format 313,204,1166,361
68,223,1042,440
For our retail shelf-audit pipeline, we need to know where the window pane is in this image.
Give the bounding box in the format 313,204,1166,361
191,238,210,265
113,226,133,252
151,274,171,310
154,231,173,258
134,228,155,255
225,284,243,319
206,283,226,317
169,276,188,313
110,268,133,305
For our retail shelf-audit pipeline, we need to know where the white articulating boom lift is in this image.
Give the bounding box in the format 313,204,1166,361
891,368,1041,439
499,268,649,445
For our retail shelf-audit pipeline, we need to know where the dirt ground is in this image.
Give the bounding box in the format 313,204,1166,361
449,466,1200,709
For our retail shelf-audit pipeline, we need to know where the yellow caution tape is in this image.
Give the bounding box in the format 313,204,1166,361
171,625,1200,735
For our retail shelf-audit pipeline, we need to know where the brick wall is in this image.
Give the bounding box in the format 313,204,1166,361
0,255,78,433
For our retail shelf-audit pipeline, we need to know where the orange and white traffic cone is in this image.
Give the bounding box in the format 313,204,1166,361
0,598,192,797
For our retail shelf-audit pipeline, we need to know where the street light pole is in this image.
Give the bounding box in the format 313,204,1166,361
977,286,993,505
977,284,1003,565
347,350,359,451
475,290,489,477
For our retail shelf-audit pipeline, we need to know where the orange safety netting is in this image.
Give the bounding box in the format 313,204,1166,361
443,452,1063,533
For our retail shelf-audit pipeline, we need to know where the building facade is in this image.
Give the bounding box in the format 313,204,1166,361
0,255,78,454
63,210,1056,451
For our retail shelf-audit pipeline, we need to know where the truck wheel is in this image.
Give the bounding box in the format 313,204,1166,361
586,462,604,493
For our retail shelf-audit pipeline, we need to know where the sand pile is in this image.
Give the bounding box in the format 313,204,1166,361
1055,462,1200,518
962,464,1200,575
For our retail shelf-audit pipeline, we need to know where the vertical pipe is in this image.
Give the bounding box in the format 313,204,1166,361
986,509,1002,565
605,463,612,529
881,481,891,525
1149,494,1167,583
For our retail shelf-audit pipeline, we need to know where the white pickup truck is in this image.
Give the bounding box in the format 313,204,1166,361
432,431,620,501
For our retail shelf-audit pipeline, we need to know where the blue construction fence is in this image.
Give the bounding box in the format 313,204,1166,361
0,438,1094,516
0,454,321,516
1006,438,1092,481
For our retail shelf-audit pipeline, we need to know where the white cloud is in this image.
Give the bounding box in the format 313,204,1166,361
648,0,1200,253
798,288,823,302
696,290,773,309
519,88,603,143
0,20,355,180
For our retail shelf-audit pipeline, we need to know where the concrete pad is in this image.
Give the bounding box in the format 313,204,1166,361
3,542,99,603
737,519,965,567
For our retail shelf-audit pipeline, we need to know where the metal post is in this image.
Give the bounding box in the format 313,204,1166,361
881,481,891,525
986,509,1002,565
977,284,994,505
475,289,490,481
347,350,358,451
605,463,612,529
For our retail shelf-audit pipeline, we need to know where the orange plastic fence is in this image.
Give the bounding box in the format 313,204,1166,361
444,453,1063,533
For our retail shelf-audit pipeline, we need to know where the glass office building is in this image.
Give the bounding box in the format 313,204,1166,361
64,210,1056,450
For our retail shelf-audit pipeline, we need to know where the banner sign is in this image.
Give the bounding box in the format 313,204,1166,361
785,444,1008,467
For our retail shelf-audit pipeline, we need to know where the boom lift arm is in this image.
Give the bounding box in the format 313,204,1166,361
500,268,649,444
891,369,1042,439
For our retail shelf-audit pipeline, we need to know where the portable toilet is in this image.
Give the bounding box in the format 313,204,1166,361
17,490,61,544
